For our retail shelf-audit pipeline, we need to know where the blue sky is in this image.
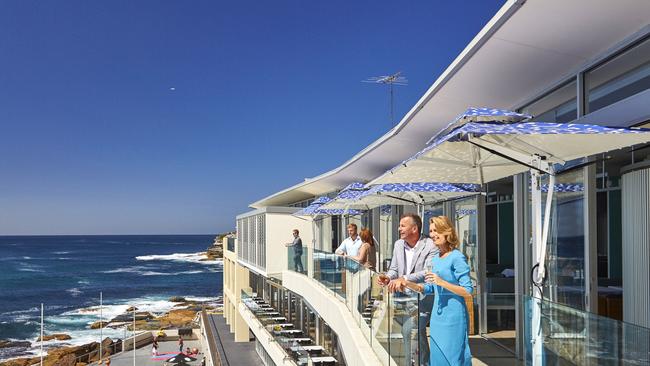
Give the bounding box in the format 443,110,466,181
0,1,505,235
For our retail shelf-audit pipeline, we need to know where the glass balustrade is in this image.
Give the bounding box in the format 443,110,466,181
307,248,426,365
524,294,650,365
287,245,308,275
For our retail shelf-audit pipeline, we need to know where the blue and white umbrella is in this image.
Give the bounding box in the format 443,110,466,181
294,196,362,216
293,196,332,216
371,107,650,284
318,182,368,212
353,182,480,209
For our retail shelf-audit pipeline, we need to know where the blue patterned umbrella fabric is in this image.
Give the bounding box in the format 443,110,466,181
294,195,362,216
372,111,650,185
369,106,650,321
318,182,369,211
429,107,532,144
352,182,480,209
293,196,332,216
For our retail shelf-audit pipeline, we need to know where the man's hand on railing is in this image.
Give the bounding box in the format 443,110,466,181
377,274,390,287
387,277,407,293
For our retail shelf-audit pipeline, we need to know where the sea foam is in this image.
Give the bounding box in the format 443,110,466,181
135,252,216,264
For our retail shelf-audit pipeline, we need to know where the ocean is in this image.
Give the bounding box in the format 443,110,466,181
0,235,222,362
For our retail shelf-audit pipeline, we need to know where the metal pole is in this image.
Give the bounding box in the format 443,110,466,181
389,82,394,124
530,169,543,366
40,303,44,366
99,292,103,363
133,307,136,366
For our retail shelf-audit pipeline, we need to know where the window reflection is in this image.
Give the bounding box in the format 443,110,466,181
587,37,650,113
521,80,577,122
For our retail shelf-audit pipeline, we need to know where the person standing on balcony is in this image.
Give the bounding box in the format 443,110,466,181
285,229,304,273
352,228,377,270
377,213,437,366
394,216,473,366
335,223,362,256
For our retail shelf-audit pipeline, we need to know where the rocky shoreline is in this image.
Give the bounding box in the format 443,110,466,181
203,233,232,261
0,297,221,366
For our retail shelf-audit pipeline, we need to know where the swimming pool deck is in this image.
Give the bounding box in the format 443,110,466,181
96,339,205,366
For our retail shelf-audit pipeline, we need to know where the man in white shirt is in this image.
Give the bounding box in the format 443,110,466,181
335,223,362,256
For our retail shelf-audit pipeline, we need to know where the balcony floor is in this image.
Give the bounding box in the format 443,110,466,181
470,335,521,366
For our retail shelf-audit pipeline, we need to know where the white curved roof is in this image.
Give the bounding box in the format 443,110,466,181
251,0,650,208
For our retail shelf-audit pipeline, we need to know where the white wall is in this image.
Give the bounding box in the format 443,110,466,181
265,213,313,275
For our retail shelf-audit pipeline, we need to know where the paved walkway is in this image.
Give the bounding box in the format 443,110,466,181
207,314,259,366
100,339,204,366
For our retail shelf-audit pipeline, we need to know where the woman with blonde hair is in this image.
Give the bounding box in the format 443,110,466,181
393,215,473,365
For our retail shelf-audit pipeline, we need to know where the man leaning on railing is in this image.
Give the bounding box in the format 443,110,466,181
285,229,304,273
377,213,438,366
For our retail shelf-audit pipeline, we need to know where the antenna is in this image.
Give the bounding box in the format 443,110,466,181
362,71,408,125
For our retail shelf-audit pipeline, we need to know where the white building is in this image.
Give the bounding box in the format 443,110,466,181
222,1,650,364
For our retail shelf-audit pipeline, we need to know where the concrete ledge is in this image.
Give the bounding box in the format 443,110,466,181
121,332,154,351
282,270,383,366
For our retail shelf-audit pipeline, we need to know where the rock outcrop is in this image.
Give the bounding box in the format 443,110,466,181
89,321,108,329
0,340,31,349
204,233,232,260
35,334,71,342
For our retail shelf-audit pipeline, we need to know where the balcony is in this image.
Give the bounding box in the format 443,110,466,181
240,289,337,365
285,247,426,366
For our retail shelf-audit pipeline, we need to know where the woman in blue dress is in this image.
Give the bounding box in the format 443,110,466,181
397,215,473,365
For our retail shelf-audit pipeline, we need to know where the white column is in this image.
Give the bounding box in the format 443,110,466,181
622,164,650,328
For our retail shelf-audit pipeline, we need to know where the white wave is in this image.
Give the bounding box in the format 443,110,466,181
66,288,82,297
101,266,147,274
101,266,204,276
1,307,39,316
77,279,90,285
17,262,44,272
135,252,216,264
141,271,168,276
52,251,70,255
17,267,44,273
22,256,32,260
184,296,221,303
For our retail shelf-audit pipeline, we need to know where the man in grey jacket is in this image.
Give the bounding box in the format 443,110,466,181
378,213,438,366
285,229,304,273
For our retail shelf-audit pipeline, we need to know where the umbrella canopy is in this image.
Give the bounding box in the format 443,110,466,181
293,196,332,216
372,119,650,185
430,107,532,144
318,182,368,211
165,354,197,363
293,195,362,216
353,182,480,209
370,107,650,284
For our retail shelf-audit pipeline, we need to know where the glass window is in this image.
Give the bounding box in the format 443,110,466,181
520,79,577,122
531,166,586,310
452,196,480,335
586,37,650,113
378,205,396,272
316,216,332,251
422,203,443,238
